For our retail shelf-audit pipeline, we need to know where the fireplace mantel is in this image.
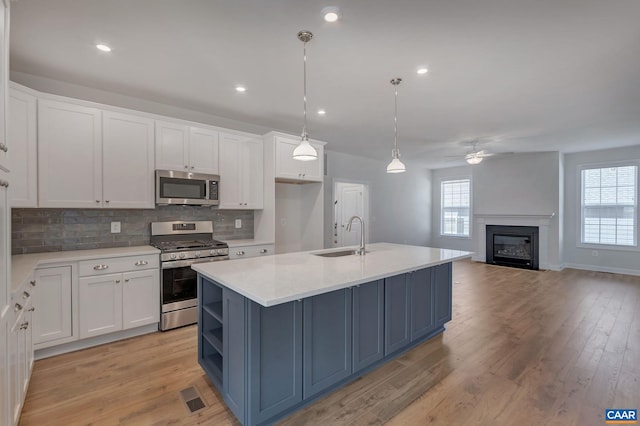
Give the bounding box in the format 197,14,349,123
473,213,555,270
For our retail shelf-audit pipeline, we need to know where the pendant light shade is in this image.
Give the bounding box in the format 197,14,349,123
387,78,406,173
293,30,318,162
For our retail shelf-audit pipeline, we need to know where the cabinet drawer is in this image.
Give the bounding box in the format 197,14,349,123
79,254,159,276
230,244,274,260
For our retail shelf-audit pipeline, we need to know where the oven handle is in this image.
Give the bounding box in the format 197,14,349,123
161,257,229,269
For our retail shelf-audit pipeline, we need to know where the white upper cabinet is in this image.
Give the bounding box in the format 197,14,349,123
8,88,37,208
275,136,323,182
38,99,102,208
102,111,155,208
0,0,9,172
155,120,219,174
218,133,263,209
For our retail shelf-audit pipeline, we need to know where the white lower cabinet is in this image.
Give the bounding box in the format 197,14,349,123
33,266,73,347
79,255,159,339
8,276,35,426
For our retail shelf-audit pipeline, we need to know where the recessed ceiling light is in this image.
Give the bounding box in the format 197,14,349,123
322,6,340,22
96,44,111,52
235,86,247,93
416,67,428,75
317,109,326,115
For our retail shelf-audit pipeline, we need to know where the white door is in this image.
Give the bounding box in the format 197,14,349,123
189,126,219,174
335,183,368,247
38,99,102,208
79,274,123,339
33,266,72,345
102,111,155,208
8,89,37,208
122,269,159,329
155,120,188,171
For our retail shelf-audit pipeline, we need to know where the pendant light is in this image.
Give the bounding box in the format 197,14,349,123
293,30,318,161
387,78,406,173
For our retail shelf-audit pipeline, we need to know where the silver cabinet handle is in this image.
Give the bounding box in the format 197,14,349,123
95,200,100,203
184,165,189,169
14,303,23,312
115,279,121,284
30,280,36,287
20,322,29,330
23,291,30,299
0,142,7,152
190,166,195,169
125,278,130,282
93,264,109,270
260,249,268,254
236,251,245,256
28,307,35,312
134,260,148,266
105,200,110,203
0,180,8,188
303,173,306,177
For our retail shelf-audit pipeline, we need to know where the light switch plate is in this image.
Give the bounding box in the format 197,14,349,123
235,219,242,229
111,221,121,233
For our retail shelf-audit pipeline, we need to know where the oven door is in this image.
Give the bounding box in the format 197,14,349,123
161,258,228,312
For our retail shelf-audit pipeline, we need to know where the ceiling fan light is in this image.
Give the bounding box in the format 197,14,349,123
293,136,318,161
466,154,483,165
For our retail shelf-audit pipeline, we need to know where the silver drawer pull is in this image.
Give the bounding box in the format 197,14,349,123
260,249,268,254
14,303,23,312
0,180,8,188
134,260,148,266
28,307,35,312
23,291,30,299
93,264,109,270
236,251,245,256
30,280,37,287
115,279,121,284
20,322,29,330
0,142,7,152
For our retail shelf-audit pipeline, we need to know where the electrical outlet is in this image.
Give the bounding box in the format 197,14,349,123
235,219,242,229
111,222,121,233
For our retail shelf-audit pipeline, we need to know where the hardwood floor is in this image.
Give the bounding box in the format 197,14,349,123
19,261,640,425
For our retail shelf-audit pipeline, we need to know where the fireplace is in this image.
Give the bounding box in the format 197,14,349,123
486,225,539,270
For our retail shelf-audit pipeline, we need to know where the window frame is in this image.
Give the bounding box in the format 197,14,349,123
577,160,639,251
440,176,472,239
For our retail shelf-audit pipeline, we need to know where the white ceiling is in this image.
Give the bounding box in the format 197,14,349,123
9,0,640,169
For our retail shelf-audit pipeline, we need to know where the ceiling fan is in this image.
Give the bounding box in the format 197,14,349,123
464,141,493,164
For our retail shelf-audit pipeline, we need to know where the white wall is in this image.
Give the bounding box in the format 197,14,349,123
323,151,432,248
563,145,640,274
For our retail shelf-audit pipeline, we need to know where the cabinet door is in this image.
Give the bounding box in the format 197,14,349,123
0,169,8,316
79,274,123,339
300,142,323,182
218,133,243,208
38,99,102,208
155,120,188,171
0,0,8,171
33,266,73,346
189,126,219,174
122,269,159,329
0,315,8,426
9,313,21,426
242,138,263,209
384,274,410,355
23,304,33,393
8,89,37,207
102,111,155,208
303,288,352,399
247,300,302,425
352,280,384,373
275,137,301,180
434,263,453,326
409,268,435,341
222,288,246,424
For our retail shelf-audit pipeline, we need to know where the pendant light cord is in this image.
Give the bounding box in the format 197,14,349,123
302,40,308,139
394,84,398,151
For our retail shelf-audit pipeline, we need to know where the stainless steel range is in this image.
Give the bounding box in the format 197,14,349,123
150,221,229,330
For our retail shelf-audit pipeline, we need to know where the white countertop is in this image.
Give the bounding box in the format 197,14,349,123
192,243,472,307
223,239,275,248
11,246,160,293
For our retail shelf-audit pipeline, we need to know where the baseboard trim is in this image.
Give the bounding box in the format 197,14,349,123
563,263,640,277
35,323,159,360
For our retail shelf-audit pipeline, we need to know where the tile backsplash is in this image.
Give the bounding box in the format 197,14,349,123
11,206,254,254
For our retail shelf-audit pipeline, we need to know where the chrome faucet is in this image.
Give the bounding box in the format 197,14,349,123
346,215,365,255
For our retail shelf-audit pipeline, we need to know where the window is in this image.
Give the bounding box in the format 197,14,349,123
441,178,471,237
581,164,637,247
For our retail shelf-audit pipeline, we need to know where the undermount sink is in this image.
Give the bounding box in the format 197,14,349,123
313,249,369,257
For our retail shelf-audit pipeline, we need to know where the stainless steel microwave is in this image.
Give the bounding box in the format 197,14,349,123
155,170,220,206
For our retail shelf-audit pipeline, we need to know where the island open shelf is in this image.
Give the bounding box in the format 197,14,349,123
193,243,472,426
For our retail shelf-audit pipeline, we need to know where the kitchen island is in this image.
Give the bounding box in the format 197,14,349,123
192,243,472,426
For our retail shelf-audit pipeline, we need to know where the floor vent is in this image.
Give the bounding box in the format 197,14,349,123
179,385,207,415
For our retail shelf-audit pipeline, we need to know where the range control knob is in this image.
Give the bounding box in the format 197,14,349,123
170,253,177,260
210,249,218,256
179,252,186,259
195,251,201,258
